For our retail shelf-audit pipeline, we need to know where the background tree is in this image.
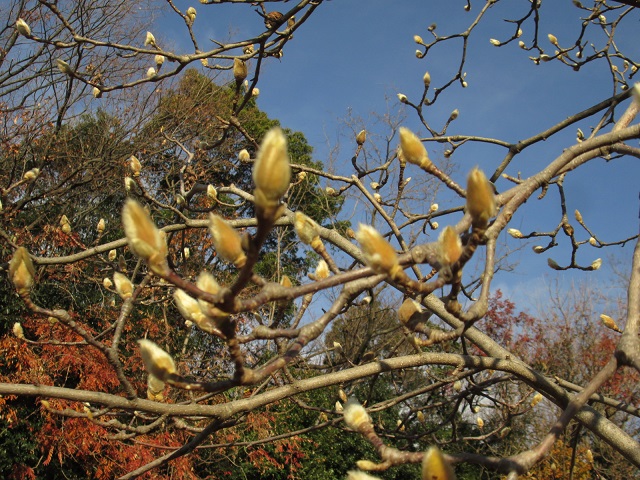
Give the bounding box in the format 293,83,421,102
1,1,640,479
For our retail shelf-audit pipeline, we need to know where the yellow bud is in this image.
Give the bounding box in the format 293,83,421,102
356,129,367,145
588,237,597,246
430,203,439,213
238,149,251,162
155,55,165,67
466,167,496,228
574,209,583,223
124,177,136,192
92,87,102,99
519,40,526,49
113,272,133,299
414,35,424,44
437,226,463,267
533,245,545,254
251,87,260,96
421,446,457,480
417,411,426,423
209,214,247,267
56,59,72,75
507,228,523,238
343,397,371,431
476,417,484,429
183,247,190,259
16,18,31,36
173,289,208,324
23,168,40,181
102,277,113,289
399,127,431,168
355,224,401,278
122,199,169,275
517,28,523,37
137,339,176,381
9,247,35,295
233,58,248,84
295,211,321,245
423,71,431,87
490,38,501,46
398,298,423,325
129,155,142,176
147,374,165,395
586,449,594,464
186,6,197,23
600,314,622,332
453,380,462,392
530,392,543,407
338,389,348,403
314,260,330,280
348,468,382,479
335,401,343,413
195,271,229,323
108,249,117,261
430,221,439,230
97,218,106,233
207,185,217,200
548,33,559,46
12,322,25,340
397,93,408,103
146,67,156,79
590,258,602,270
252,128,291,215
144,31,156,47
448,109,459,121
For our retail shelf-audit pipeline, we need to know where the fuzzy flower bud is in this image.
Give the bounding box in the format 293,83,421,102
209,214,247,267
147,374,165,401
421,446,457,480
414,35,424,44
233,58,248,84
588,237,597,246
548,33,559,46
108,249,117,261
238,149,251,162
253,127,291,216
397,93,408,104
146,67,156,79
129,155,141,176
476,416,484,429
399,127,431,169
16,18,31,36
530,392,543,407
437,226,463,267
97,218,106,234
430,203,439,213
23,168,40,181
102,277,113,289
186,6,197,23
9,247,35,295
574,209,583,223
137,339,176,381
207,185,217,200
533,246,545,254
314,260,330,280
507,228,523,239
13,322,25,340
356,130,367,146
423,71,431,87
466,167,496,228
343,397,371,431
56,59,73,75
590,258,602,270
490,38,501,46
251,87,260,96
144,31,156,47
92,87,102,98
398,298,423,325
122,199,169,275
113,272,133,299
196,271,229,322
355,224,401,278
295,211,321,247
155,55,165,67
448,109,459,122
547,258,561,270
600,314,621,332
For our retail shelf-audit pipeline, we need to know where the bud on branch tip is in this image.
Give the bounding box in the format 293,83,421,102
122,199,169,275
355,224,401,278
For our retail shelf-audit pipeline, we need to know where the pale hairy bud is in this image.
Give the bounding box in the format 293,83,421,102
414,35,424,44
373,193,382,203
574,209,583,223
423,71,431,87
122,199,169,275
347,470,382,480
547,258,561,270
338,389,348,403
251,88,260,96
59,214,69,226
590,258,602,270
124,177,136,192
144,31,156,47
233,58,248,84
361,295,372,304
335,401,343,413
108,249,117,261
461,81,468,88
344,397,371,431
421,446,457,480
146,67,157,79
430,203,439,213
209,214,247,267
370,182,380,190
9,247,35,295
253,128,291,215
201,58,209,67
238,149,251,162
517,28,523,37
448,109,459,121
476,417,484,429
490,38,501,46
416,50,423,58
466,167,496,228
397,93,408,104
540,54,552,62
586,449,594,464
519,40,526,49
325,186,337,196
56,59,73,75
399,127,431,168
532,245,545,254
147,374,165,395
355,224,401,278
576,128,585,142
507,228,523,238
548,33,559,46
280,275,292,288
333,341,342,351
61,222,71,234
207,185,217,200
16,18,31,36
23,168,40,181
294,211,321,246
196,271,229,323
530,392,543,407
137,339,176,381
417,411,426,423
297,171,307,181
430,221,439,230
588,237,597,246
113,272,133,299
243,44,255,55
92,87,102,99
102,277,113,289
13,322,25,340
173,289,208,325
314,260,330,280
155,55,165,67
599,14,606,24
97,218,106,233
356,129,367,146
175,194,186,206
437,226,463,267
129,155,142,176
186,6,197,23
398,298,423,325
453,380,462,392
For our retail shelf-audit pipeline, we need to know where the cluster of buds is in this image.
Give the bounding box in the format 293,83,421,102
137,339,176,382
252,127,291,221
122,199,169,275
466,167,496,228
355,224,402,279
209,214,247,267
398,127,432,169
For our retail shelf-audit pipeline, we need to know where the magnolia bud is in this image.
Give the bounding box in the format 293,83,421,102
186,6,197,23
252,128,291,216
209,214,247,267
144,31,156,47
530,392,543,407
547,258,561,270
294,211,321,246
155,55,165,67
490,38,501,46
423,71,431,87
448,109,459,121
233,58,248,84
137,339,176,381
97,218,106,233
207,185,218,200
355,224,401,278
421,446,456,480
398,298,423,325
23,168,40,181
122,199,169,275
56,59,73,75
430,221,439,230
9,247,35,295
124,177,136,192
414,35,424,44
314,260,330,280
335,401,343,413
251,87,260,96
146,67,156,79
533,246,545,254
429,203,439,213
238,149,251,162
437,226,463,267
588,237,597,246
590,258,602,270
16,18,31,36
548,33,559,46
356,129,366,146
108,249,117,261
507,228,523,238
343,397,371,431
397,93,408,104
183,247,190,259
103,277,113,289
476,416,484,429
453,380,462,392
12,322,25,340
129,155,141,176
466,167,496,228
574,209,583,223
399,127,431,168
92,87,102,98
113,272,133,299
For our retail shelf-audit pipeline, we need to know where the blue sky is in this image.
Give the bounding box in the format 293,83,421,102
161,1,640,313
